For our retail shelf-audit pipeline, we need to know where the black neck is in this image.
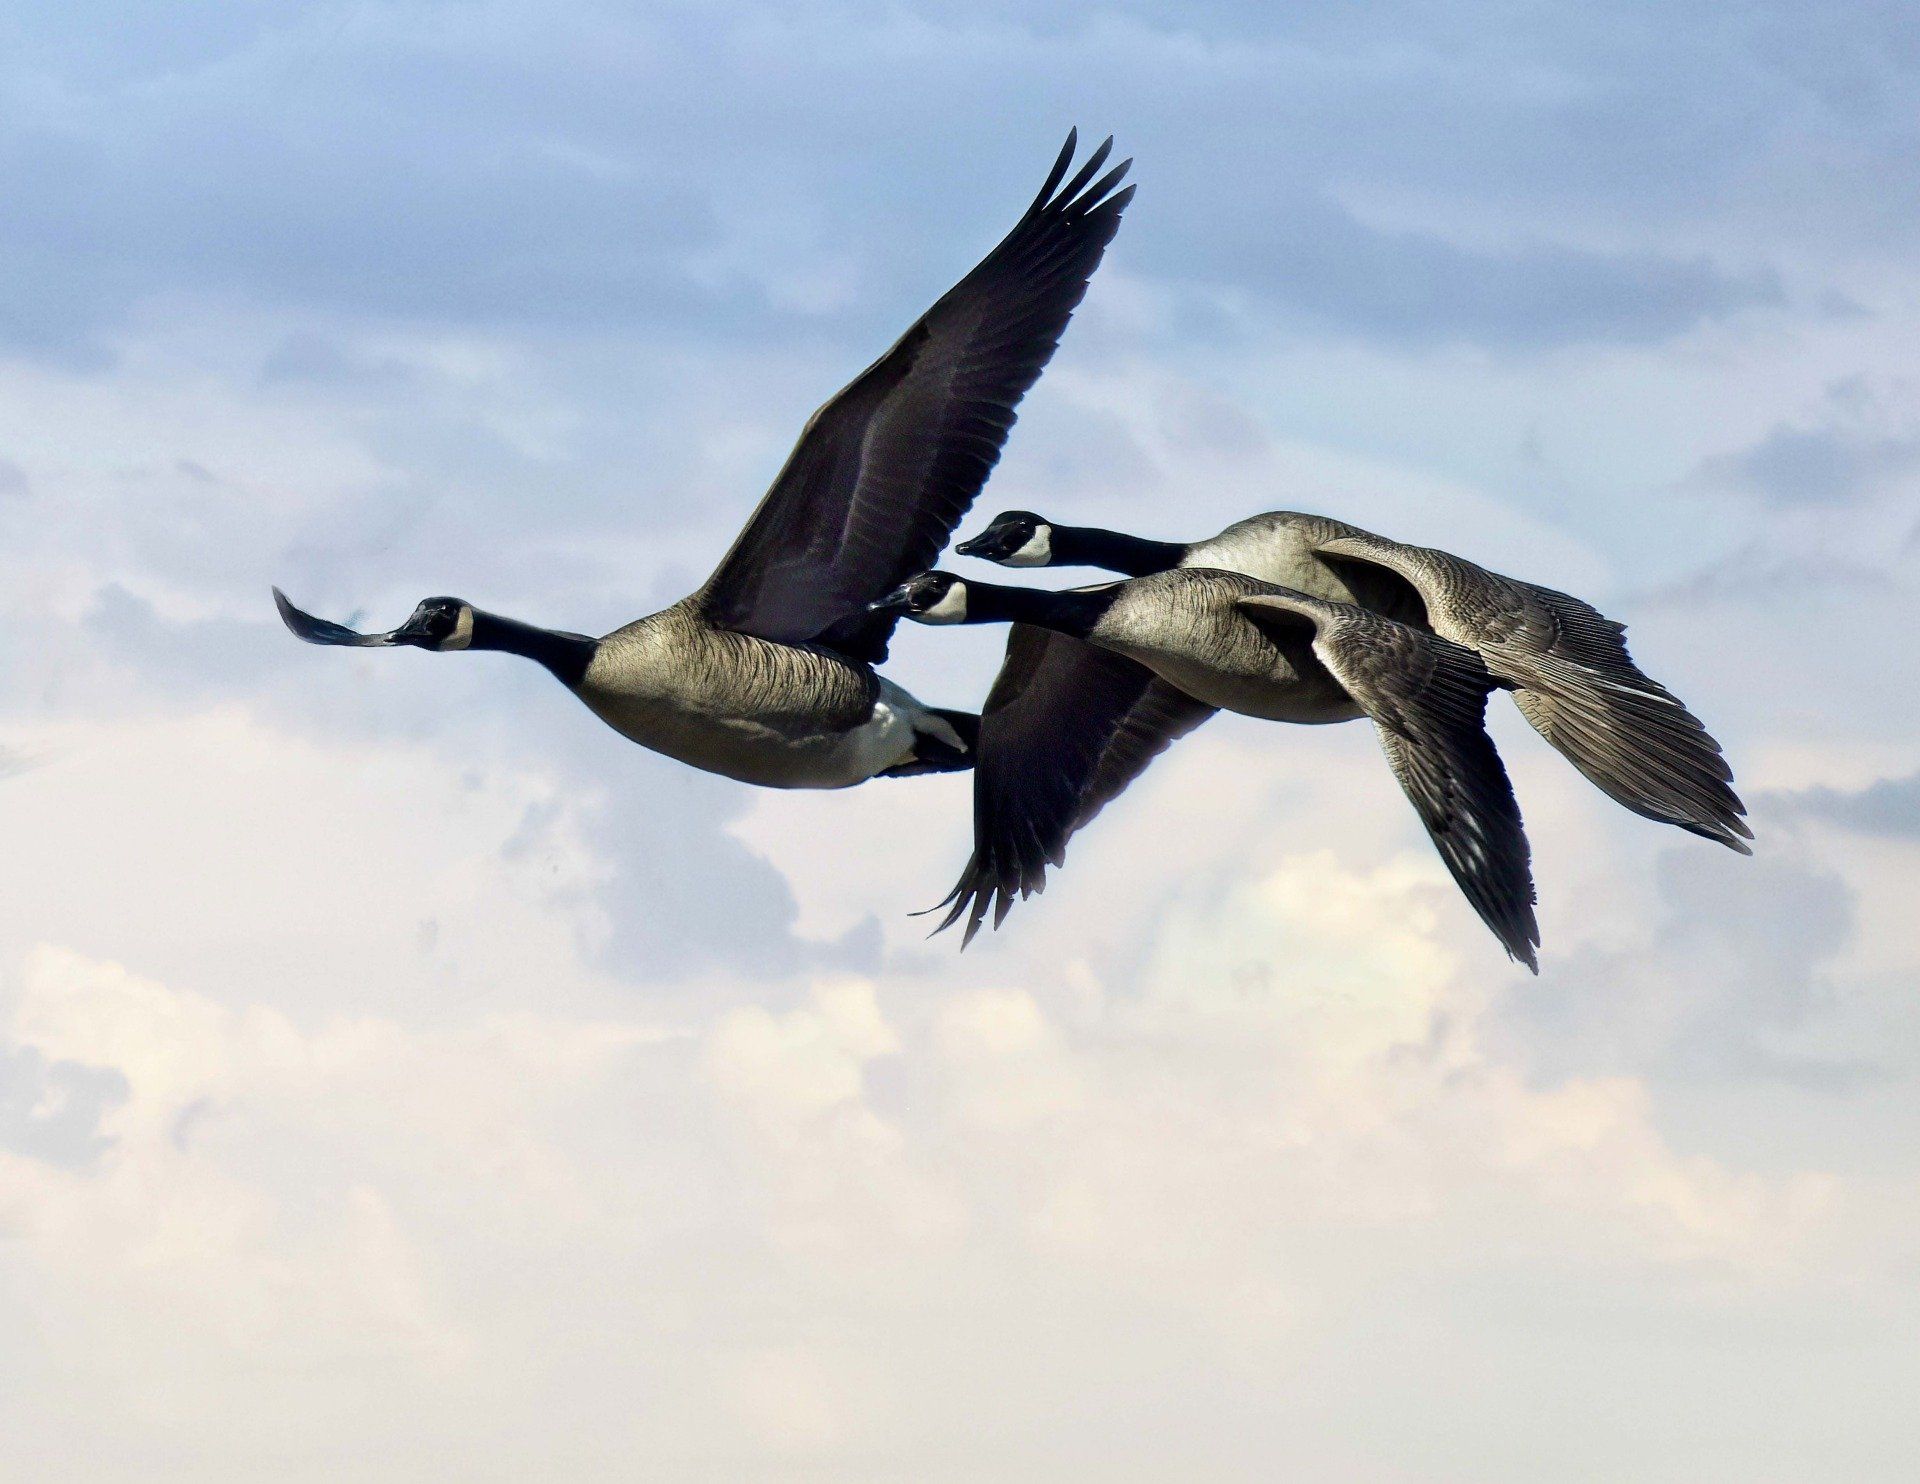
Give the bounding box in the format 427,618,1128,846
469,611,598,688
962,581,1117,638
1051,525,1185,577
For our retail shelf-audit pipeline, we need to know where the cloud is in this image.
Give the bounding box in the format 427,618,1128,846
1690,378,1920,507
0,1039,127,1169
257,330,419,390
1164,194,1782,349
0,0,1869,365
0,891,1847,1479
0,678,820,988
80,583,285,702
3,3,1920,1478
1,606,1914,1481
1696,422,1920,507
0,944,677,1456
1501,849,1875,1089
1769,770,1920,840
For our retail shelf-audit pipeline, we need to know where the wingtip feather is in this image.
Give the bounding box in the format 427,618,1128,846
1056,135,1115,205
1069,162,1133,220
1031,129,1078,211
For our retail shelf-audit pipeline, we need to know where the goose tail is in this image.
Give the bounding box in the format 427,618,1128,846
879,707,977,779
1510,660,1751,853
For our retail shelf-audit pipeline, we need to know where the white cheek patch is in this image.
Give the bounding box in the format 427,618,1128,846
440,605,475,650
917,586,969,624
1002,527,1052,567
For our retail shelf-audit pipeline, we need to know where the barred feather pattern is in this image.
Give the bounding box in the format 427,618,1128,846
1314,532,1751,853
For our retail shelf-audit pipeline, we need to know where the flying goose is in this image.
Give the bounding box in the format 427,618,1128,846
957,508,1750,851
273,133,1133,790
869,568,1541,968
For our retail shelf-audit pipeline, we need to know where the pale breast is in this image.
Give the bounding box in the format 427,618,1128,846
1094,571,1363,725
576,605,895,788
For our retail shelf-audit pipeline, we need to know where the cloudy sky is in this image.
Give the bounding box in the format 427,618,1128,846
2,3,1918,1479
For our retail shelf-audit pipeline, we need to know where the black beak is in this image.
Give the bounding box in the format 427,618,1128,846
385,610,443,648
953,532,998,559
865,582,918,616
273,587,404,647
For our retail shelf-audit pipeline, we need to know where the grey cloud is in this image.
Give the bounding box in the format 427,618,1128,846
1160,193,1781,349
1768,771,1920,839
1694,421,1920,508
257,332,417,389
486,702,826,986
81,584,285,701
1817,287,1874,319
1635,534,1911,608
2,0,1880,365
1508,849,1872,1089
0,1041,127,1169
0,107,722,362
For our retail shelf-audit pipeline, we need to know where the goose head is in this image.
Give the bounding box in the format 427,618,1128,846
274,589,475,651
956,510,1054,567
390,596,477,650
867,571,971,625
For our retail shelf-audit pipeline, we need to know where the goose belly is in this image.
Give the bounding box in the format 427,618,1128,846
1096,596,1363,726
1139,651,1363,725
586,696,913,788
578,624,916,789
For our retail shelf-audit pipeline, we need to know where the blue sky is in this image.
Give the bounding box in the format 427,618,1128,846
2,4,1917,1480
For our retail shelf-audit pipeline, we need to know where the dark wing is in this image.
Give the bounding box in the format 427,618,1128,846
1314,531,1750,853
1499,583,1750,852
1239,593,1541,971
698,132,1134,665
932,624,1214,945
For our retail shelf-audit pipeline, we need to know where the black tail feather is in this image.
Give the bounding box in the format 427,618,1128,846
878,708,978,779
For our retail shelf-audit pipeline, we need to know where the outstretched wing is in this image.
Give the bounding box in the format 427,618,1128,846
933,624,1214,945
1313,529,1749,853
1240,592,1541,971
698,132,1134,665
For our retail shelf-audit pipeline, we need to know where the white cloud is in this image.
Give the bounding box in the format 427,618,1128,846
0,801,1873,1479
2,3,1919,1477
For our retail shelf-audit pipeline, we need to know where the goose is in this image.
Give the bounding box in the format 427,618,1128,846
867,568,1541,968
956,508,1750,851
271,133,1133,790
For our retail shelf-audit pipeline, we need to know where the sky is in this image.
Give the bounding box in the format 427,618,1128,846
1,2,1918,1479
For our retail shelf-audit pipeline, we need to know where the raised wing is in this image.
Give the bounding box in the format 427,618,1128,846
932,623,1214,945
698,132,1134,665
1313,529,1750,853
1239,592,1541,970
